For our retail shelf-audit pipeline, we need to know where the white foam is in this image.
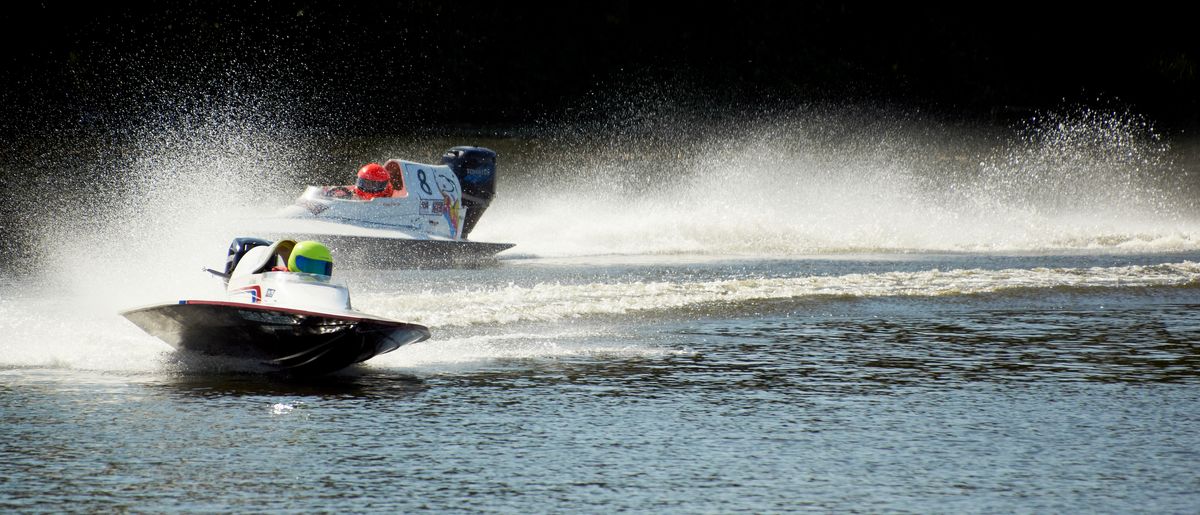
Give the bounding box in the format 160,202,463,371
366,330,682,371
356,261,1200,328
4,261,1196,373
0,293,171,372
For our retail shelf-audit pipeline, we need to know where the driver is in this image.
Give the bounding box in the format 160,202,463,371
353,163,394,200
287,240,334,276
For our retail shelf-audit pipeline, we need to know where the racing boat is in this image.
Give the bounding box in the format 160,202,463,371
247,146,514,268
120,237,431,374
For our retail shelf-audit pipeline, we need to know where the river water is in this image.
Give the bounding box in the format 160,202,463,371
3,109,1200,512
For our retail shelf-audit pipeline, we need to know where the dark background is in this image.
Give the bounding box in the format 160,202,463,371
2,1,1198,137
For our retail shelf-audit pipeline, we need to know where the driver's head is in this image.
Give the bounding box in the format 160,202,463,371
355,163,393,199
287,241,334,276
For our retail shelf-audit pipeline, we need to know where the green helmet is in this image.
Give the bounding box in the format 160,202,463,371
288,241,334,275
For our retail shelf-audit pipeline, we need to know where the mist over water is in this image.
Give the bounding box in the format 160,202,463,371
475,106,1199,256
17,102,312,299
0,100,319,373
4,98,1197,282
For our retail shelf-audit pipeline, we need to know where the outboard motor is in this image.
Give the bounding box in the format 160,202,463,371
441,146,496,239
224,237,272,276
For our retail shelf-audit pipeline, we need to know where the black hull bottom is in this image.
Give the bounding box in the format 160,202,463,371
121,301,431,375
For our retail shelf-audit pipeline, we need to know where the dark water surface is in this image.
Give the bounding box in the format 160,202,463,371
3,253,1199,512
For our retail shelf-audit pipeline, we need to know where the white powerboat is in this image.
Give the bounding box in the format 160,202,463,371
248,146,514,268
121,238,431,374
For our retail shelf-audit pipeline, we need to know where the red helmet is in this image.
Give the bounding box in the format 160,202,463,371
354,163,393,199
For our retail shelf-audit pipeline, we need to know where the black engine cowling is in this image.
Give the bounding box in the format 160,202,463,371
224,237,272,275
441,146,497,239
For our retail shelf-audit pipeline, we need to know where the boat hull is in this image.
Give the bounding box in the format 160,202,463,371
121,300,431,374
261,233,515,268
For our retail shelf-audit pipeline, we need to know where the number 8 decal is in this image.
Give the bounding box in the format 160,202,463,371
417,169,433,195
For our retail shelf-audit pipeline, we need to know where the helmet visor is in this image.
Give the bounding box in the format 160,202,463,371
356,177,389,193
292,254,333,276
